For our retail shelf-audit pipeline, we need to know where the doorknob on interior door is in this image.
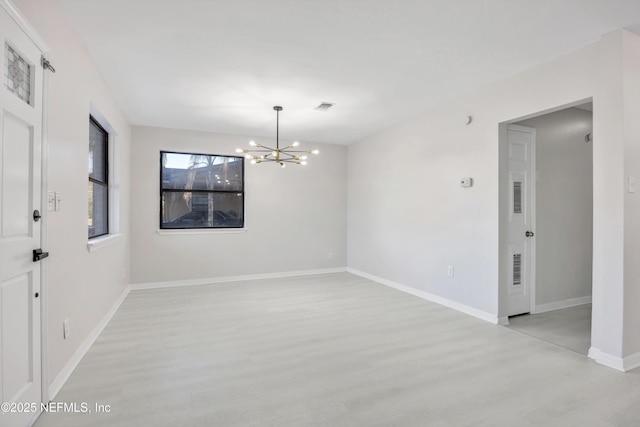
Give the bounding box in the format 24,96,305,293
32,248,49,262
525,231,535,237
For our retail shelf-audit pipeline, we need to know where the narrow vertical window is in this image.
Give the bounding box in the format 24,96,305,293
88,117,108,238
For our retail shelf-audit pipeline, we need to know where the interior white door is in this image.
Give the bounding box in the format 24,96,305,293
506,124,536,316
0,5,45,427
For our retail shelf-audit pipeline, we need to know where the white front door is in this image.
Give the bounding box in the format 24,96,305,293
506,125,536,316
0,5,45,427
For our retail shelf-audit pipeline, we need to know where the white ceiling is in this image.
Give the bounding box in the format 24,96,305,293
58,0,640,145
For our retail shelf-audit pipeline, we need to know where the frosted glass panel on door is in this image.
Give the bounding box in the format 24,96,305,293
4,43,32,105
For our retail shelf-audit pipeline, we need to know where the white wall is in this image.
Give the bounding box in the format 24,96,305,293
12,0,131,392
622,30,640,359
130,126,347,284
348,29,640,366
348,107,499,314
517,108,593,308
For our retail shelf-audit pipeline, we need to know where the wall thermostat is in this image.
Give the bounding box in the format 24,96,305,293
460,177,473,188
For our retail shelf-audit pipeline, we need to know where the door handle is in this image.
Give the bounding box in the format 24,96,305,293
525,231,535,237
32,248,49,262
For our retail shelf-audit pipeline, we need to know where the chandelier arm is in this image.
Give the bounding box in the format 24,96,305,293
252,144,276,151
278,154,303,160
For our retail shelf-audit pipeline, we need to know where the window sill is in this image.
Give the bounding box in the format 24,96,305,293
156,228,247,236
87,233,123,252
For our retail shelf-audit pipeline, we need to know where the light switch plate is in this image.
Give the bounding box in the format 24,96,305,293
47,191,55,211
460,177,473,188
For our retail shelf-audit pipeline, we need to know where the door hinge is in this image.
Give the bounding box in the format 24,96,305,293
41,56,56,73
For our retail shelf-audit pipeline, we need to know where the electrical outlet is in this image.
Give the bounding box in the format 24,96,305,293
63,318,70,339
447,266,454,277
328,251,334,260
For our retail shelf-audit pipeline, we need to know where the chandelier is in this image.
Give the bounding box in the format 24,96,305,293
236,106,319,168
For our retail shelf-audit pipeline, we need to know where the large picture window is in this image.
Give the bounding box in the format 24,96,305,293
88,117,109,238
160,151,244,229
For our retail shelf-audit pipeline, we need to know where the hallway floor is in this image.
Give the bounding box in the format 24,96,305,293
507,304,592,355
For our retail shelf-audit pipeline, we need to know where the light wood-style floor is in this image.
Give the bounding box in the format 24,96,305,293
35,273,640,427
507,304,592,355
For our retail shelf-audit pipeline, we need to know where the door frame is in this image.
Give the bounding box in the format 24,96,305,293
498,98,593,325
1,0,51,407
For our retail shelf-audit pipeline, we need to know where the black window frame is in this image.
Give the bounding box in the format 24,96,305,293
159,150,245,230
88,116,109,239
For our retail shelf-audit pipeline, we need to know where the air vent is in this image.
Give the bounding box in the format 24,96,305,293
315,102,335,111
513,181,522,214
513,254,522,286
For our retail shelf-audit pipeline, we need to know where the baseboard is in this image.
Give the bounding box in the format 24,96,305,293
534,295,592,314
588,347,624,372
130,267,347,290
588,347,640,372
48,285,131,400
346,268,500,324
622,351,640,372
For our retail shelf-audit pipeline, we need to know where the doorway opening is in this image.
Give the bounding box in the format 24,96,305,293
499,100,593,355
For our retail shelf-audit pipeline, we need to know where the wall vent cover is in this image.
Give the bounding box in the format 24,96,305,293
513,181,522,214
513,254,522,286
315,102,335,111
